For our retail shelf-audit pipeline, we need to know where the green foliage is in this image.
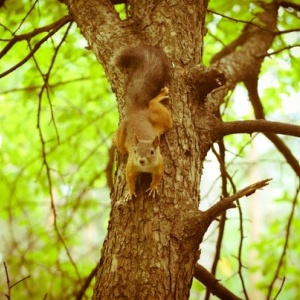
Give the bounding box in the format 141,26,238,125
0,1,117,298
198,0,300,299
250,199,300,299
1,0,300,299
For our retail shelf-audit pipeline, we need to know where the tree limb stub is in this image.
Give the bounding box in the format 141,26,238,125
184,66,227,102
203,179,272,223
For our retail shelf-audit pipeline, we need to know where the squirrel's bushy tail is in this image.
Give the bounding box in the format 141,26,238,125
115,45,170,109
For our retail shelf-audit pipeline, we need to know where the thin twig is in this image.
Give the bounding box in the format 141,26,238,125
263,44,300,56
211,143,250,299
34,21,81,280
76,263,99,300
235,199,249,300
0,77,90,95
0,16,72,59
13,0,39,34
10,275,31,289
0,16,72,78
3,262,31,298
3,262,10,299
204,143,230,300
273,277,286,300
207,9,273,32
266,183,300,299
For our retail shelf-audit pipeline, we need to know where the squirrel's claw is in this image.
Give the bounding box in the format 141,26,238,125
125,191,136,201
146,187,157,198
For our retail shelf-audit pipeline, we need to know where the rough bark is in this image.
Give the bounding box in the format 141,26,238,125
61,0,280,299
65,0,212,298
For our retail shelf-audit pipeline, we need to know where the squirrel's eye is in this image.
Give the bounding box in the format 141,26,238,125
134,149,137,154
150,149,155,155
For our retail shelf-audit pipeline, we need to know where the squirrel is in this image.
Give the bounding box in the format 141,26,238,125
113,46,172,198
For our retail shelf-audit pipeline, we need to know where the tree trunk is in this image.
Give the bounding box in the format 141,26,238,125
62,0,278,298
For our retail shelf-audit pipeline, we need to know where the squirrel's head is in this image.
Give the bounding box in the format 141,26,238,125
132,136,161,170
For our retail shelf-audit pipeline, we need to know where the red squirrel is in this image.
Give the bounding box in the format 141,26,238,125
113,46,172,198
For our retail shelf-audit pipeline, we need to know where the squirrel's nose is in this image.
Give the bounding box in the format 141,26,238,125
139,158,146,166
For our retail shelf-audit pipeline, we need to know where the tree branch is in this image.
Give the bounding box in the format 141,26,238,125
212,117,300,178
217,119,300,138
194,263,243,300
0,16,72,78
263,44,300,56
207,2,278,113
275,28,300,35
3,262,31,298
207,9,272,32
76,263,99,300
204,143,231,300
0,0,6,8
279,1,300,11
0,15,72,59
244,74,300,178
204,179,271,222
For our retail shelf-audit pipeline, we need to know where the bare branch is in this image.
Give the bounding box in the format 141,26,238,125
3,262,31,298
279,1,300,11
217,119,300,138
204,179,272,221
208,142,254,300
244,76,300,178
273,277,286,300
194,263,243,300
264,44,300,56
0,0,6,8
214,118,300,176
3,262,10,299
0,77,90,95
204,143,231,300
275,28,300,35
0,15,72,59
207,9,271,32
0,16,72,78
76,263,99,300
32,21,81,281
10,275,31,289
235,200,249,300
207,2,278,113
12,0,39,35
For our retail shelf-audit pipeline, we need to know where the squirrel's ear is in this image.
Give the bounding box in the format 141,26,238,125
134,135,139,145
152,136,160,148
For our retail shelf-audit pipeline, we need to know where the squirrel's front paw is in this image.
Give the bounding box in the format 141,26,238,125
146,187,158,198
125,192,136,201
160,87,169,97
